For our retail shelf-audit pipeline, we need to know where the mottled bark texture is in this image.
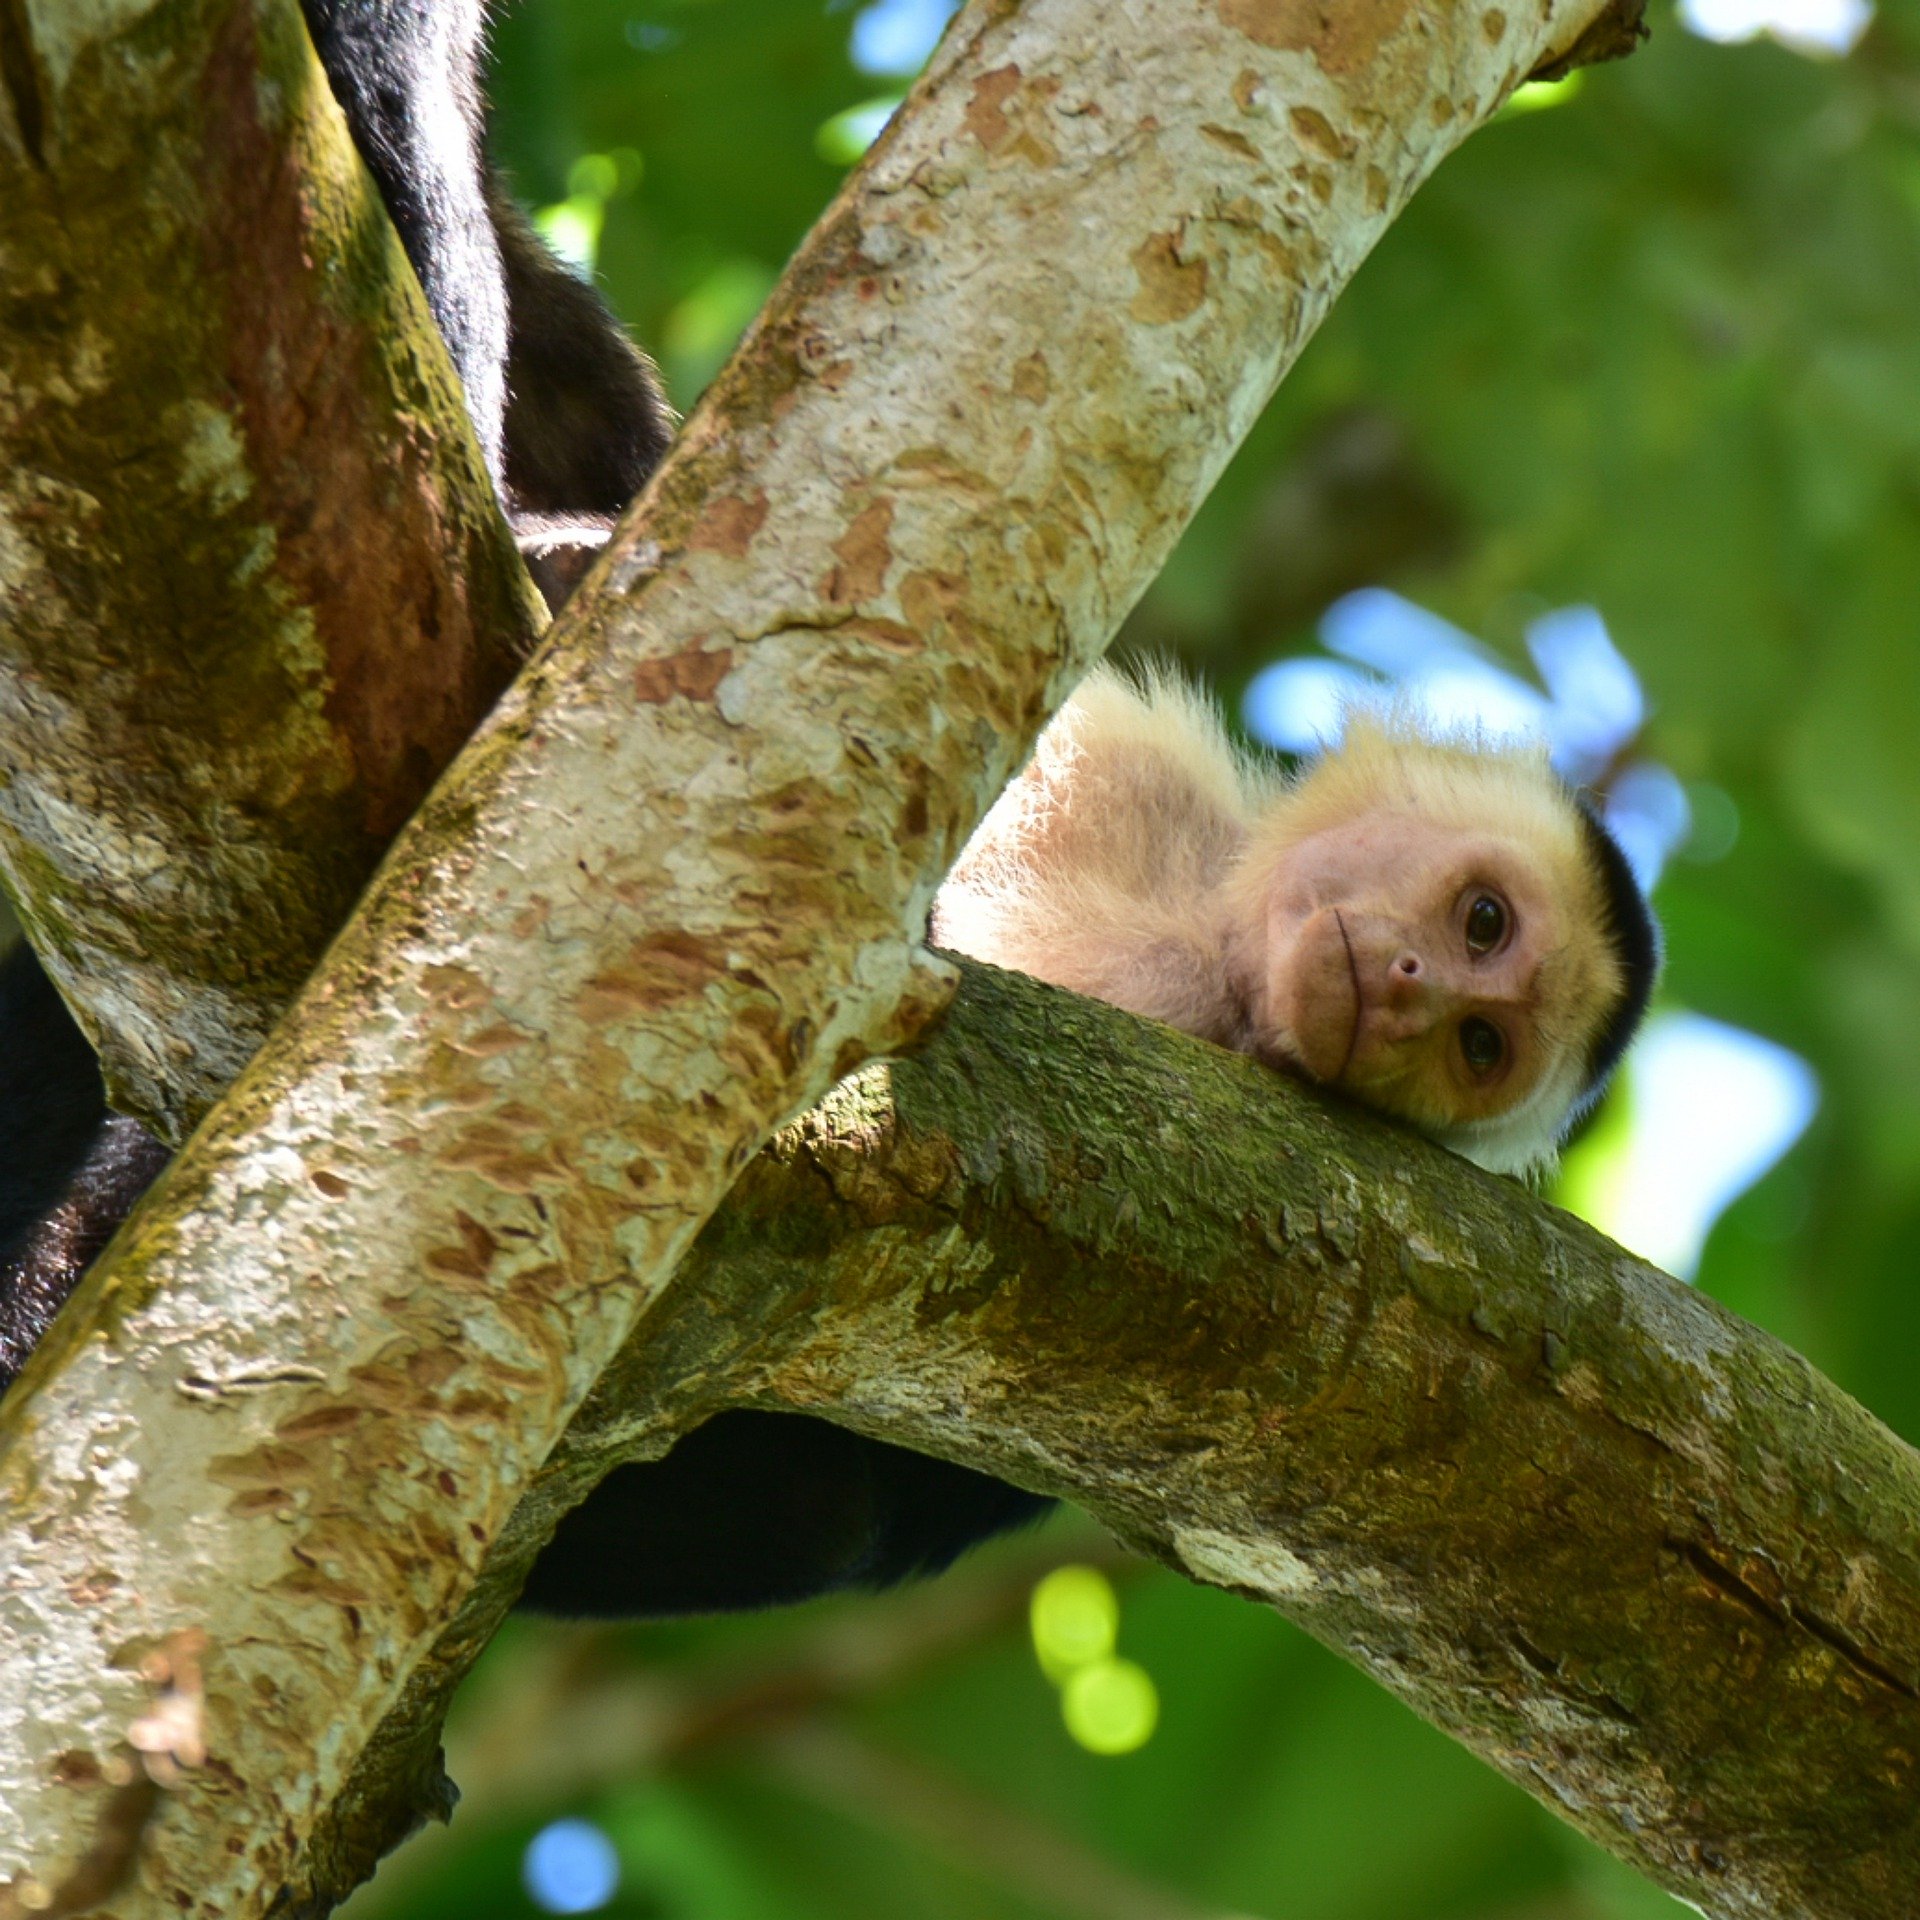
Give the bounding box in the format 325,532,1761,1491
0,0,542,1142
0,0,1667,1914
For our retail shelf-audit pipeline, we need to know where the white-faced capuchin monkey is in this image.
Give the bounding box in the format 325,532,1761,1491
933,667,1660,1176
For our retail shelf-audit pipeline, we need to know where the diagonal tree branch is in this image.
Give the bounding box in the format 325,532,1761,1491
480,962,1920,1920
303,961,1920,1920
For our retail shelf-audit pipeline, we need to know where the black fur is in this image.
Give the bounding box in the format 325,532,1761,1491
300,0,675,590
491,184,675,522
1574,800,1662,1098
0,940,115,1255
0,944,170,1385
520,1413,1050,1618
301,0,513,487
0,0,1046,1620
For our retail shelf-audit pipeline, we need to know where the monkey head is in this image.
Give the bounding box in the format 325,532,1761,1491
1226,716,1660,1176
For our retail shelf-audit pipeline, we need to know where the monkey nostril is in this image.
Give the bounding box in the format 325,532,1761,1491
1396,954,1421,978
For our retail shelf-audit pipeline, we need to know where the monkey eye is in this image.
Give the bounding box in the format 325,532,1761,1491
1459,1016,1506,1076
1464,894,1508,955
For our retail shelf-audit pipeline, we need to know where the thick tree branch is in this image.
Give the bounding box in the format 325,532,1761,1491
739,965,1920,1920
0,0,541,1141
403,963,1915,1920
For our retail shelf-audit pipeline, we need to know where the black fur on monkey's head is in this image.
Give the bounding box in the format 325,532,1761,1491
1569,798,1662,1111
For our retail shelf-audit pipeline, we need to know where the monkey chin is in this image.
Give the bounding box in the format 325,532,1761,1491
1274,907,1361,1086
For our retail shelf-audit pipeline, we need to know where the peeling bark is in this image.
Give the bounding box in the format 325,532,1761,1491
0,0,1673,1912
0,0,542,1141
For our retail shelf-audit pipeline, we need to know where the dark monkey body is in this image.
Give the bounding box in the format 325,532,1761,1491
0,1,1048,1613
299,0,677,599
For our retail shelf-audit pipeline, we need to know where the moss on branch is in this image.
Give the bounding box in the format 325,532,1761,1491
302,959,1920,1920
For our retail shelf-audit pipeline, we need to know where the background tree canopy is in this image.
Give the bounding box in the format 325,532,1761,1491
337,3,1920,1915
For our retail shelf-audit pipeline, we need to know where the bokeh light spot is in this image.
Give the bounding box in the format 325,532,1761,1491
567,153,621,202
1030,1563,1119,1682
1061,1658,1160,1755
523,1818,621,1915
623,18,683,53
851,0,959,76
1558,1013,1819,1278
1244,590,1693,886
1501,71,1586,114
1678,0,1872,55
1682,781,1741,863
661,259,777,400
816,97,904,165
532,198,604,275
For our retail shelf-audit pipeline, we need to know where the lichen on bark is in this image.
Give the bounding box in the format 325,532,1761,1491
0,0,540,1141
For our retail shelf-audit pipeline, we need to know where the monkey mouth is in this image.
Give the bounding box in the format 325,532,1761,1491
1332,909,1362,1082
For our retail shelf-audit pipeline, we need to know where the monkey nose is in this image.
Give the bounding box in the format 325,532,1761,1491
1380,952,1450,1038
1384,952,1426,1004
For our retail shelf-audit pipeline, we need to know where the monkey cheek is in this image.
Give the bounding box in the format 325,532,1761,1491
1276,912,1361,1084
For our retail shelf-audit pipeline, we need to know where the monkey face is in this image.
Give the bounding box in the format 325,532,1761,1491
1256,810,1613,1145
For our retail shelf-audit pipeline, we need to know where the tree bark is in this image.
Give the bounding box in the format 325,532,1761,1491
317,962,1920,1920
0,0,1682,1912
0,0,541,1142
724,964,1920,1920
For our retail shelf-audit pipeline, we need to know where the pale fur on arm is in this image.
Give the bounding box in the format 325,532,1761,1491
931,668,1263,1043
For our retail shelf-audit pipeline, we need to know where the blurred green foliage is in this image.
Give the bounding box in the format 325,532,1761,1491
348,4,1920,1916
